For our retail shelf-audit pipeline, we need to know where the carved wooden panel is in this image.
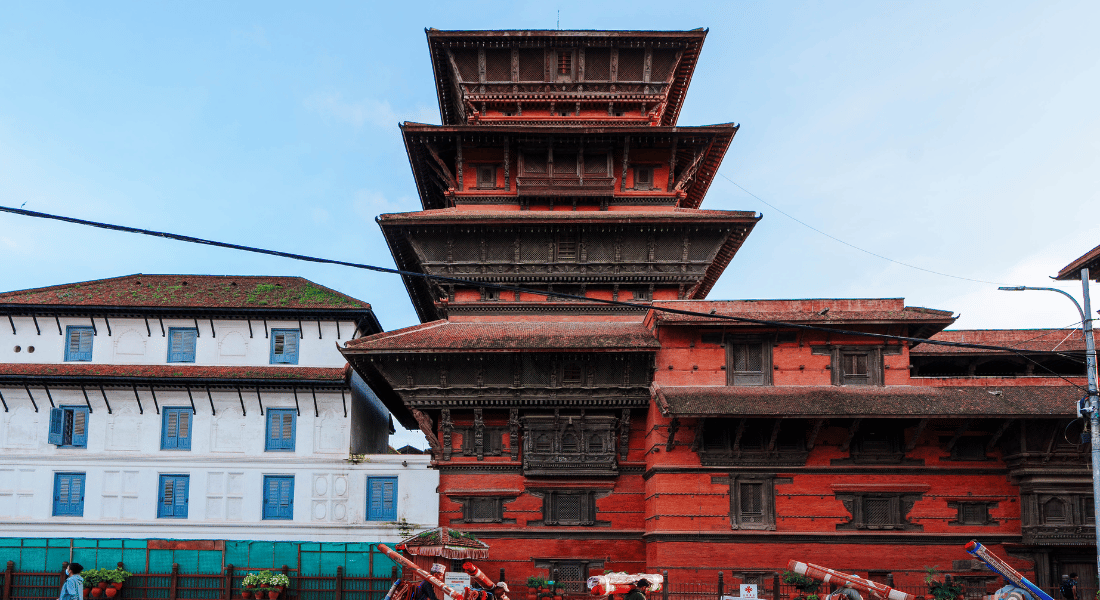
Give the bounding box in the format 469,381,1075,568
521,413,618,476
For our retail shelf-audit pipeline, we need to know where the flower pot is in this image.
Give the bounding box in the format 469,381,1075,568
104,587,118,598
111,583,124,591
90,588,104,598
243,592,253,599
83,589,90,598
98,583,109,591
268,591,280,600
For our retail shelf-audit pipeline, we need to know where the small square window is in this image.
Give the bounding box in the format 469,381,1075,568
270,329,300,364
48,406,90,448
262,475,294,520
265,409,296,452
157,474,189,519
633,166,654,190
958,503,989,525
167,328,198,363
64,326,94,362
557,234,578,261
562,362,583,385
477,165,498,189
557,51,572,75
53,472,86,516
728,340,771,386
545,491,593,525
367,476,398,521
465,497,504,523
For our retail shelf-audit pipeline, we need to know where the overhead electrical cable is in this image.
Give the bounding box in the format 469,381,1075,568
716,172,1009,286
0,204,1090,393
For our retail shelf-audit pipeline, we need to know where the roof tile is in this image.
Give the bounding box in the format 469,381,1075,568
342,319,659,352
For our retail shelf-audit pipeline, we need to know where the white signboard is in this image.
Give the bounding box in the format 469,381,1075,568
740,585,758,599
444,573,471,591
722,596,737,600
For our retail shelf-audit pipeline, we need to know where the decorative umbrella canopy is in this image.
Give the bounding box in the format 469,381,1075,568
396,527,490,560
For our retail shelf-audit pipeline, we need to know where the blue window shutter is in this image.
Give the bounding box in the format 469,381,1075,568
54,473,85,516
162,409,192,450
174,476,189,518
265,409,295,451
70,408,89,448
263,476,294,520
270,329,300,364
65,327,93,362
367,477,398,521
48,408,64,445
178,410,192,450
168,329,198,363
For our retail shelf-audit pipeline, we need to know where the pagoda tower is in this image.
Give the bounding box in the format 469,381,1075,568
343,28,758,584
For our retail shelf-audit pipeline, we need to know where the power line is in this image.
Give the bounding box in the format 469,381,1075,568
0,204,1090,393
716,172,1009,286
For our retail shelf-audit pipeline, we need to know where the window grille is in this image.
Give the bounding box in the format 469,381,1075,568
617,49,645,81
739,482,764,522
959,503,988,525
562,361,582,383
730,343,766,385
584,153,608,174
864,497,892,527
524,152,548,173
584,49,610,80
477,165,497,188
555,494,582,522
557,234,578,261
518,49,544,81
485,49,511,81
633,166,653,190
557,51,572,75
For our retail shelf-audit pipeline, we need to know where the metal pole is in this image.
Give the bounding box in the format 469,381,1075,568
1081,268,1100,589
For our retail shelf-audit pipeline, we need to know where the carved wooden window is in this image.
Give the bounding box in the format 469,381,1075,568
459,428,505,457
815,346,885,386
522,415,618,476
556,50,573,80
534,432,552,453
476,165,498,189
524,152,547,174
835,492,923,531
543,491,596,526
533,561,604,594
1042,497,1067,523
633,166,654,190
1084,497,1095,525
728,475,776,530
562,361,583,385
459,497,505,523
553,153,577,175
557,233,578,262
584,153,609,174
952,502,994,525
629,287,651,301
727,339,772,386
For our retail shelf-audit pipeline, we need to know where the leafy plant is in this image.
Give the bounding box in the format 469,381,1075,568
106,568,132,584
243,572,273,589
782,571,822,595
82,569,103,587
270,574,290,589
527,576,548,589
924,567,963,600
807,595,819,600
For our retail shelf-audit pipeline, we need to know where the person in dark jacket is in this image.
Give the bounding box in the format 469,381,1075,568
624,579,650,600
414,564,447,600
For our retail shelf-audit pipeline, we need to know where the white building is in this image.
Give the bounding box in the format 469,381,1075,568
0,274,438,545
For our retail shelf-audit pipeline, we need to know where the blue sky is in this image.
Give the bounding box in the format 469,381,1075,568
2,1,1098,445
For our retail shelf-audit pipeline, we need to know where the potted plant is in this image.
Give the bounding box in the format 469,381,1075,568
242,572,270,599
924,567,963,600
527,576,548,600
783,571,822,600
84,570,104,598
107,568,131,591
269,574,291,599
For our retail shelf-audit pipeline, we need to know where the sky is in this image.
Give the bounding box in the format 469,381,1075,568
2,1,1099,448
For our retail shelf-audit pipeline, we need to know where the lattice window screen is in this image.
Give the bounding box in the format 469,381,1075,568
865,497,892,526
518,49,544,81
452,49,480,81
584,49,610,80
555,494,583,522
650,49,678,81
485,49,511,81
617,49,645,81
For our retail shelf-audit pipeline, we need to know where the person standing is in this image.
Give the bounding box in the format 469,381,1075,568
58,563,84,600
625,579,651,600
414,564,447,600
1060,573,1079,600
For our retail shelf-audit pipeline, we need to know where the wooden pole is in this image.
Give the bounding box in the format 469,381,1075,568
376,545,462,600
3,560,14,600
225,565,234,600
336,566,344,600
169,563,180,600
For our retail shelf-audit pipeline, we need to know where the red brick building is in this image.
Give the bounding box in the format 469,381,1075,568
342,28,1095,597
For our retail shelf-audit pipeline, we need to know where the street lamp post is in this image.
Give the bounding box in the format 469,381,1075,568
999,267,1099,586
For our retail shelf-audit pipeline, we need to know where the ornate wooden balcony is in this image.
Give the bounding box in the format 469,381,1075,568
515,176,615,196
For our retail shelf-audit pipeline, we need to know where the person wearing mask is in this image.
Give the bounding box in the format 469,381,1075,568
58,563,84,600
625,579,651,600
414,564,447,600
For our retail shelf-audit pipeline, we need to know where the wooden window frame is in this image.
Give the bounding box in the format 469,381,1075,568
366,476,398,521
156,474,190,519
835,491,923,531
948,501,998,526
542,490,597,526
64,326,94,362
48,406,90,448
167,327,198,363
160,407,194,450
475,164,500,189
262,474,294,520
729,474,776,530
265,408,297,452
726,337,773,386
270,328,300,365
632,165,656,191
814,346,885,386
